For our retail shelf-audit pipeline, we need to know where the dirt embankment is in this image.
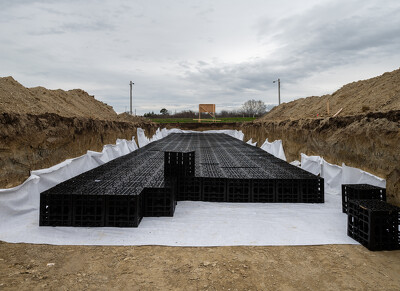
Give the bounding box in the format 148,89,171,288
0,77,156,188
0,77,118,120
0,112,157,188
263,68,400,120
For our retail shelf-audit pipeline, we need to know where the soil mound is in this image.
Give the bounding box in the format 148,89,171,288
261,68,400,121
0,76,118,120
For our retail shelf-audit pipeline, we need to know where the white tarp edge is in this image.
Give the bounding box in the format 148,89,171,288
301,153,322,176
321,160,343,195
260,138,287,161
300,153,386,195
341,163,386,188
246,138,257,146
290,160,301,167
137,128,150,147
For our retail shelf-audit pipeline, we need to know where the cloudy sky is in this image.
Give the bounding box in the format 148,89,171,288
1,0,400,114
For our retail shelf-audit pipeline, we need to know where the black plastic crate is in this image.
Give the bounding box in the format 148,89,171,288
73,195,106,227
177,177,202,201
347,200,400,251
252,179,275,202
300,178,324,203
276,179,300,202
202,178,227,202
227,179,251,202
142,186,176,217
39,193,73,226
164,151,195,177
342,184,386,213
105,194,142,227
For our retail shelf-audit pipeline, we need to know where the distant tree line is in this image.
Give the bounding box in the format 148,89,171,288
143,99,274,118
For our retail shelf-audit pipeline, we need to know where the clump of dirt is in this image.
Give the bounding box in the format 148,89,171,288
261,68,400,121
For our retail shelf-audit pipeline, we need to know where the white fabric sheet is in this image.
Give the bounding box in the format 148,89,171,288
260,138,287,161
321,160,343,195
246,138,257,146
301,153,322,176
299,153,386,195
341,163,386,188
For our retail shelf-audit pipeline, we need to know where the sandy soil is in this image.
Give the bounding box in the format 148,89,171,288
0,77,117,120
262,68,400,121
0,242,399,290
0,76,148,123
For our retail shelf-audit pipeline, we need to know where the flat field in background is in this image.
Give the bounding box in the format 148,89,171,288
149,117,257,123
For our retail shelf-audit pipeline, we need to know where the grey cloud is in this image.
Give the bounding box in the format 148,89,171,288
182,0,400,106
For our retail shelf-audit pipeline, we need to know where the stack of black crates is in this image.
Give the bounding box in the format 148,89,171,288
343,184,400,251
40,133,324,228
342,184,386,213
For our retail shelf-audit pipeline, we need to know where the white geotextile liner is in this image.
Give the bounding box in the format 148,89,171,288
0,193,355,246
300,153,386,195
246,138,257,146
260,139,286,161
0,129,382,246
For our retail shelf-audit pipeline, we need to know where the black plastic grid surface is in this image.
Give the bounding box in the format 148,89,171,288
164,151,195,178
227,179,252,202
142,187,176,217
105,195,142,227
202,178,227,202
40,193,72,226
252,179,275,202
276,179,300,203
177,177,202,201
300,178,324,203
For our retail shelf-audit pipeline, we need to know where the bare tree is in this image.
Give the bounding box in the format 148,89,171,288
241,99,267,117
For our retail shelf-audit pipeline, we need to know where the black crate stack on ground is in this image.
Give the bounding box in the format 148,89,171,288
347,200,400,251
40,132,324,228
342,184,386,213
164,151,195,178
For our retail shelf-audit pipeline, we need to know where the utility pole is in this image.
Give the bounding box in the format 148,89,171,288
273,78,281,105
129,81,134,115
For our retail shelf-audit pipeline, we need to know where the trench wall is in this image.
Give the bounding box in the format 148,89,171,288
0,113,157,188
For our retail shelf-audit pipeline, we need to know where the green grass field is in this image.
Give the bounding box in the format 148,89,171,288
149,117,257,123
